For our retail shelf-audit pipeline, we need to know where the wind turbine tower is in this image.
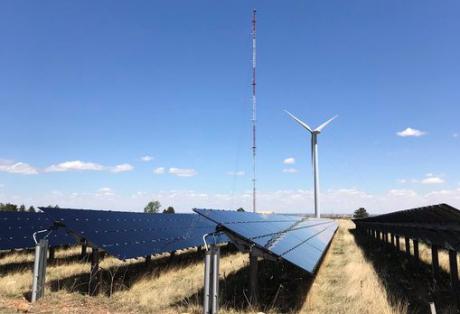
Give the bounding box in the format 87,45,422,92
285,111,337,218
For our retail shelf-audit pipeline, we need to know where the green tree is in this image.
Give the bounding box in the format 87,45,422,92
236,207,245,212
353,207,369,219
163,206,175,214
27,206,35,212
0,203,18,212
46,205,60,208
144,201,161,213
19,204,26,212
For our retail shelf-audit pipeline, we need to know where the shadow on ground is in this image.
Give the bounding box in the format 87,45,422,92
350,228,458,314
0,247,86,276
174,259,313,313
43,245,238,298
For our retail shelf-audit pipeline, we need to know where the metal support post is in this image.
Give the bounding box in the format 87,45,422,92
413,240,419,261
203,245,220,314
396,236,400,251
80,242,87,259
145,255,151,265
390,234,395,246
249,251,258,304
431,245,440,288
48,247,55,263
449,250,460,307
405,237,411,255
89,248,101,296
31,239,48,302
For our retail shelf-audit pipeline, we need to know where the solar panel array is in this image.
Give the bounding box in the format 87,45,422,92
41,207,227,260
0,211,75,250
194,209,338,274
353,203,460,251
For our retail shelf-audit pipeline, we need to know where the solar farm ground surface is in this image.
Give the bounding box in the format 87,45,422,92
0,219,457,314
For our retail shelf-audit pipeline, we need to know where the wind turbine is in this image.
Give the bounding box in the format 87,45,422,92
284,110,338,218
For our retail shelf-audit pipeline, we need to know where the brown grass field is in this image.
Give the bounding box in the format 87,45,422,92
0,220,457,313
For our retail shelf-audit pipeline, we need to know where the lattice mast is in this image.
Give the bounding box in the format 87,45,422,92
251,9,257,213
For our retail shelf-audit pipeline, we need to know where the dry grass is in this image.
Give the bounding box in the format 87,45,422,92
300,220,407,314
0,220,419,313
392,236,454,273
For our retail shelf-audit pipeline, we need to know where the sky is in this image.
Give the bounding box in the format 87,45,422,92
0,1,459,214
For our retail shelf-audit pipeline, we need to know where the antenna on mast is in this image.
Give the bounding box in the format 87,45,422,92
251,9,257,213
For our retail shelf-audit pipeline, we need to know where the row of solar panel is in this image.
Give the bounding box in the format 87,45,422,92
41,207,227,260
0,209,226,260
194,209,338,274
0,207,337,275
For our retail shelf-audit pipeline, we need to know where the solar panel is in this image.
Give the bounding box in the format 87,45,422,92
0,211,75,250
193,209,338,274
40,207,227,260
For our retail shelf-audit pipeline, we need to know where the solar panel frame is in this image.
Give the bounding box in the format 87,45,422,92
193,208,338,274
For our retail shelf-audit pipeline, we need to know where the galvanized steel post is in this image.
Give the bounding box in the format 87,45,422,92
449,250,460,308
203,245,220,314
431,245,440,288
89,248,100,296
31,239,48,302
413,240,419,261
405,237,411,255
249,252,258,304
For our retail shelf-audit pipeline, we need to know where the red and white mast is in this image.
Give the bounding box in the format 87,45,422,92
251,9,257,213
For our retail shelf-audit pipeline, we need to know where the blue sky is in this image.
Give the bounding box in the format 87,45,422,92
0,1,459,214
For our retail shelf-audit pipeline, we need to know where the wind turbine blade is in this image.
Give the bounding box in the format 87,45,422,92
284,110,313,133
315,115,338,132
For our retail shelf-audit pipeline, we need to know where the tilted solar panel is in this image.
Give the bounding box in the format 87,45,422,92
40,207,227,260
193,209,338,274
0,211,76,250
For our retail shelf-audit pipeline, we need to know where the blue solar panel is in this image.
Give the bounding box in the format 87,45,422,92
0,212,76,250
193,209,338,274
40,207,227,260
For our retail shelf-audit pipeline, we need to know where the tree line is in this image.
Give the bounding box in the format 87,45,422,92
0,200,369,218
0,203,36,212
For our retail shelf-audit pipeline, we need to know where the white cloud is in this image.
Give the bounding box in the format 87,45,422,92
131,191,147,199
387,189,418,197
396,127,426,137
111,163,134,173
453,133,459,138
421,176,444,184
153,167,165,174
227,171,245,176
398,174,445,185
0,161,38,175
169,168,197,177
282,168,298,173
45,160,105,172
141,155,153,162
283,157,295,165
5,185,460,214
97,187,114,196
